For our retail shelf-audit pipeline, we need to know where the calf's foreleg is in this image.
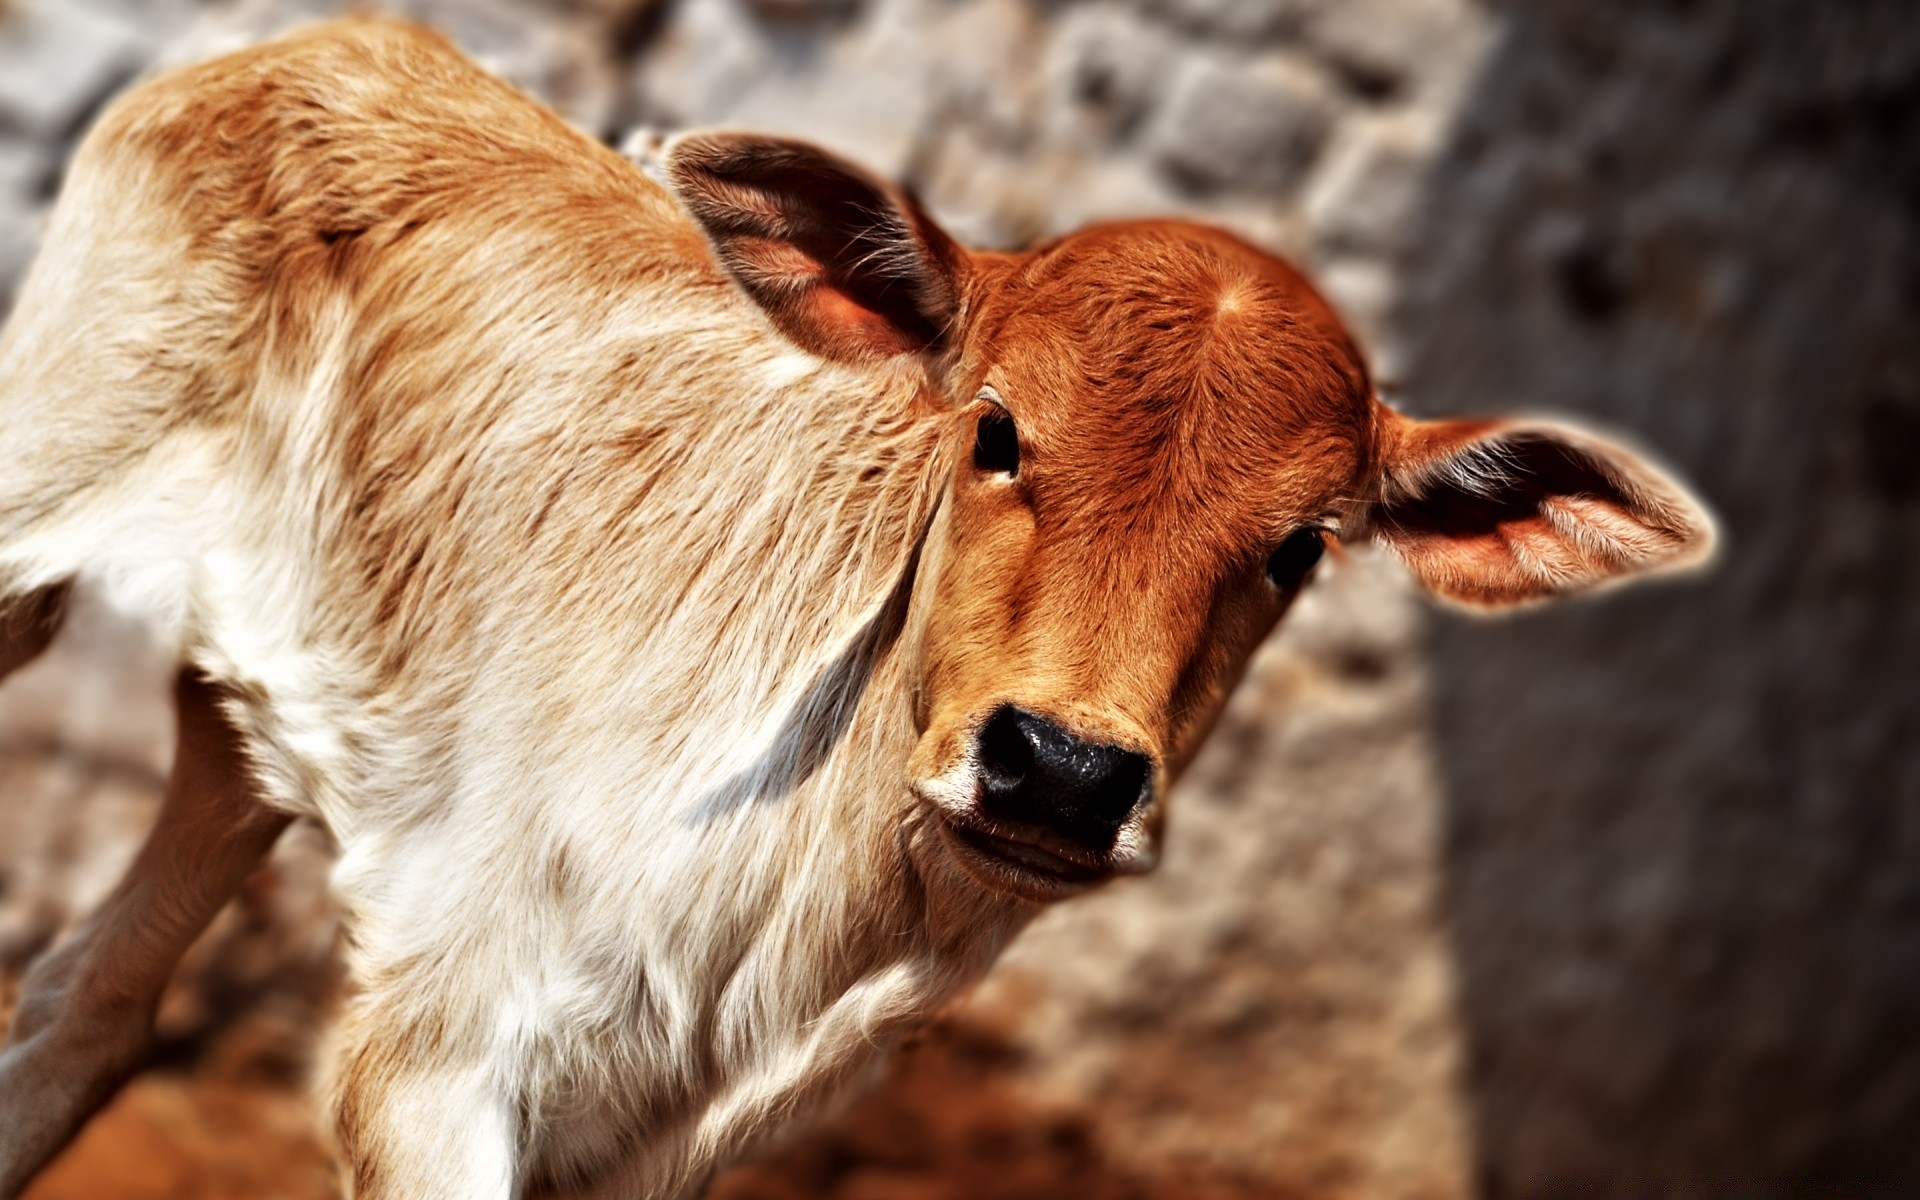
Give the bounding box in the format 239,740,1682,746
0,668,289,1197
327,965,522,1200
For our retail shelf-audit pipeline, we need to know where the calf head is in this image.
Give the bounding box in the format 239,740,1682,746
667,134,1714,903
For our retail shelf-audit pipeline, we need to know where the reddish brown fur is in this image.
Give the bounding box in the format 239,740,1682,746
921,223,1376,779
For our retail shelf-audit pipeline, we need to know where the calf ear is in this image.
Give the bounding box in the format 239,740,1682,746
1368,406,1716,609
664,132,967,364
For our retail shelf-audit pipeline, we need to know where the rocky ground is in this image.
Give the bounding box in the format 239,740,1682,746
1,1,1915,1197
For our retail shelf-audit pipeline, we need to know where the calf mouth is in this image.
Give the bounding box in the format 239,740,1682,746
930,809,1116,901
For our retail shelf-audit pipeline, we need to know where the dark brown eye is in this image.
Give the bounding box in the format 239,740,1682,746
973,408,1020,476
1265,527,1326,590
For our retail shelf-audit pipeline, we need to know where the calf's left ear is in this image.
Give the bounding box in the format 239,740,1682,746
665,132,967,364
1367,405,1717,609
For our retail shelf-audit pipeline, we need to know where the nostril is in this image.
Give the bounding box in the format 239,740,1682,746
973,707,1153,845
976,705,1034,790
1097,753,1150,822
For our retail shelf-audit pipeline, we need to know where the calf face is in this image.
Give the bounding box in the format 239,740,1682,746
668,134,1713,903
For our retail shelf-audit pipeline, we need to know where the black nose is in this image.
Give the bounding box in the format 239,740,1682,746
975,706,1152,847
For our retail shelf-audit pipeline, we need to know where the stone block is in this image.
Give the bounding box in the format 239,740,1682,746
1304,111,1438,255
1147,50,1339,197
0,0,148,140
1142,0,1306,43
1043,4,1176,147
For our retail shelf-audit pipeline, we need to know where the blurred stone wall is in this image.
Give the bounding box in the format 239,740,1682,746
1,1,1914,1197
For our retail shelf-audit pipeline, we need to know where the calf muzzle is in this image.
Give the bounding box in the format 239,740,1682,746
974,705,1152,849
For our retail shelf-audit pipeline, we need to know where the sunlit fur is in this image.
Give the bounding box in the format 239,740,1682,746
0,17,1713,1199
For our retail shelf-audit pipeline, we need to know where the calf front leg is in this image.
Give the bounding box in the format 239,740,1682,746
0,668,289,1198
327,977,520,1200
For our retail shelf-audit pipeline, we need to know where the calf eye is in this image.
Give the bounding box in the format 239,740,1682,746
1265,527,1327,590
973,408,1020,476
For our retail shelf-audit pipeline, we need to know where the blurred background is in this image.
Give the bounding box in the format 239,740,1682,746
0,0,1915,1196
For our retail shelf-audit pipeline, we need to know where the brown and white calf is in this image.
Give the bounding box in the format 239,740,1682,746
0,17,1712,1199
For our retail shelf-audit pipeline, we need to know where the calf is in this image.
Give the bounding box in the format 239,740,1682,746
0,17,1713,1199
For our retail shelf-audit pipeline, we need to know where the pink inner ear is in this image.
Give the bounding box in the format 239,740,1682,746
722,236,919,359
794,287,923,360
1390,511,1615,607
1372,412,1715,608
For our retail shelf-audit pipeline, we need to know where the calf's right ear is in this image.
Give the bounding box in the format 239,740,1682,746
1367,405,1717,609
665,132,968,365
